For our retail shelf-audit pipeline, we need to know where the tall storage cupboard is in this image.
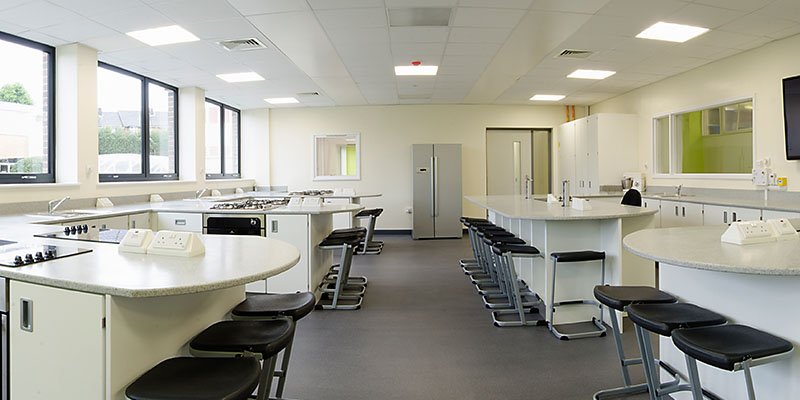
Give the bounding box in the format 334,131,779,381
556,114,638,196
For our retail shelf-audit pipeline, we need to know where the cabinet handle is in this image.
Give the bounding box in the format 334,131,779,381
732,212,737,222
682,206,685,217
131,220,136,228
723,211,727,224
675,206,678,216
589,181,592,188
271,220,278,233
20,298,33,332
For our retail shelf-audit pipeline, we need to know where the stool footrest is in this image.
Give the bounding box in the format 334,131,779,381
550,318,607,340
492,308,546,327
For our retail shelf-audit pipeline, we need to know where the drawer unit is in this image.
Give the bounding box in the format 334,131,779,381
155,213,203,233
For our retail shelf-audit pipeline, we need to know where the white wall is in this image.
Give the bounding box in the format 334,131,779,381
269,104,583,229
592,33,800,192
241,109,270,185
0,44,252,205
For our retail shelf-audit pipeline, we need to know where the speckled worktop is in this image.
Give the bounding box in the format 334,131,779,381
465,195,657,220
639,193,800,213
0,196,366,297
624,225,800,275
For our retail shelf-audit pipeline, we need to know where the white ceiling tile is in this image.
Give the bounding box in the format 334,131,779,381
0,1,81,30
385,0,458,7
326,27,390,44
361,92,398,104
444,42,501,56
14,30,70,46
315,8,388,29
88,5,173,34
530,0,609,14
83,34,145,53
718,13,798,37
689,29,762,48
149,0,241,25
0,0,30,12
665,4,745,29
666,42,735,60
758,0,800,23
36,18,118,43
226,0,309,16
448,27,512,43
451,7,525,28
308,0,385,9
573,15,655,38
0,19,27,34
596,0,689,19
389,27,448,42
765,24,800,40
46,0,142,17
391,42,446,56
732,35,772,51
693,0,774,13
183,18,263,41
459,0,533,9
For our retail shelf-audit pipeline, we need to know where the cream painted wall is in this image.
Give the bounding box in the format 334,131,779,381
241,109,270,184
269,104,583,229
592,33,800,192
0,44,252,206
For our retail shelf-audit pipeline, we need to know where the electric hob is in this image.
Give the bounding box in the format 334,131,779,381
0,240,92,268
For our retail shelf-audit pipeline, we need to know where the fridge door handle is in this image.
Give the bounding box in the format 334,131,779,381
430,156,435,217
434,156,439,217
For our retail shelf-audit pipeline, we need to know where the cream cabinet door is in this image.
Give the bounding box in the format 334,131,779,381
128,212,152,229
266,215,309,293
762,209,800,220
642,199,661,228
10,280,105,400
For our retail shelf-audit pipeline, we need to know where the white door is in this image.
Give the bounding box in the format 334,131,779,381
532,129,551,195
574,119,590,195
703,204,729,225
266,215,310,293
660,200,681,227
486,129,532,196
557,122,576,196
729,206,761,222
681,202,704,226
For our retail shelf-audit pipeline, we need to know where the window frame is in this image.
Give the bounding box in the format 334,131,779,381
651,95,756,180
204,98,241,179
0,31,56,184
97,62,179,182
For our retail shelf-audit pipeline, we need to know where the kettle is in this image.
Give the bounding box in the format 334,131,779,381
621,177,633,190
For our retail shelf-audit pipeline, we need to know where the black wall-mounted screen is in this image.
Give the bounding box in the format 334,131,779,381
783,74,800,160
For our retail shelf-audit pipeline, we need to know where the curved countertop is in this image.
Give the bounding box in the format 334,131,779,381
624,226,800,276
466,195,657,221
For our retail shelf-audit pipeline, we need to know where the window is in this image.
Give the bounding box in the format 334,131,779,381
653,98,753,176
0,32,55,183
97,63,177,181
205,99,240,178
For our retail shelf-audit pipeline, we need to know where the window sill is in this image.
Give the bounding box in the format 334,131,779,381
204,178,255,183
0,182,80,189
97,180,198,187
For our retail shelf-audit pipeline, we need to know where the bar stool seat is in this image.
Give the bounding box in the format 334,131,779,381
190,319,294,358
492,243,540,255
594,285,676,311
126,357,260,400
627,303,727,337
550,250,605,263
673,324,793,371
232,292,316,320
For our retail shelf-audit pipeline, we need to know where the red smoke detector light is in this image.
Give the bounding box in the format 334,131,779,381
411,61,421,66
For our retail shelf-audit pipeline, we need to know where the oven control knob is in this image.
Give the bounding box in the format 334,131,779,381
34,252,44,261
24,254,34,263
64,226,71,235
82,224,88,231
250,219,258,226
45,250,55,259
14,256,23,265
70,226,77,233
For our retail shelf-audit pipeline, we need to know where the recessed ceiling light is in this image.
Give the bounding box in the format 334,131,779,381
265,97,299,104
530,94,565,101
567,69,616,80
395,65,438,76
126,25,199,46
636,21,709,43
216,72,265,83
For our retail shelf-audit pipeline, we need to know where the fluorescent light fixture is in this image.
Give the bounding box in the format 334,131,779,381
216,72,264,83
126,25,199,46
567,69,616,80
265,97,299,104
636,21,709,43
530,94,565,101
395,65,438,76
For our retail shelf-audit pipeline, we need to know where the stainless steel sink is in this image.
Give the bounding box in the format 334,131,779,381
26,210,103,219
646,193,695,198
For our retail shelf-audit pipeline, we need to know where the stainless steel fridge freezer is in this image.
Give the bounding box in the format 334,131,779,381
412,144,462,239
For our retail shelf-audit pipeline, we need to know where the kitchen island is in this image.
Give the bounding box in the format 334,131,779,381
250,191,382,228
466,195,657,326
624,226,800,399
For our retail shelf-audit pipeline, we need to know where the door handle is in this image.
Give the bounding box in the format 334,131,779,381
723,211,727,224
430,156,435,218
682,206,685,217
732,212,737,222
675,206,678,216
434,156,440,217
20,298,32,332
271,220,278,233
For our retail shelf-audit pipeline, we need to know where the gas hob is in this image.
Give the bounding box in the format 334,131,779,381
209,199,288,211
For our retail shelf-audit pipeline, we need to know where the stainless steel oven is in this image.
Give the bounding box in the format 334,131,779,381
203,214,265,236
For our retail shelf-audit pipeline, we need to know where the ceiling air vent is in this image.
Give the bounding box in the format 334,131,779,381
297,92,320,98
218,38,267,52
556,49,594,59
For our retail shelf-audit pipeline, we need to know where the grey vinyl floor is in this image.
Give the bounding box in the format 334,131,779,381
283,235,654,400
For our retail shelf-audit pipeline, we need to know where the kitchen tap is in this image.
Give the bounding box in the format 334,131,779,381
524,175,532,199
48,196,70,214
675,184,683,197
196,188,209,199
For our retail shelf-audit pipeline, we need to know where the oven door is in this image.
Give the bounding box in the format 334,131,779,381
204,215,265,236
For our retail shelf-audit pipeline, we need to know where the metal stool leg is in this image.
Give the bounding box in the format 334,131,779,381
593,307,649,399
684,354,704,400
273,334,294,398
256,355,278,400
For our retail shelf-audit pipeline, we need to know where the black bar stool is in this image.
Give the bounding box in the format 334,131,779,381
189,319,295,400
323,227,369,287
231,292,316,399
626,303,727,399
592,285,678,399
355,208,383,254
126,357,261,400
672,324,793,400
548,251,607,339
466,225,508,282
459,217,491,270
490,243,545,327
318,230,366,310
473,233,523,291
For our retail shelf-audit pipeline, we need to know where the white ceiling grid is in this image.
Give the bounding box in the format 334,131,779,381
0,0,797,108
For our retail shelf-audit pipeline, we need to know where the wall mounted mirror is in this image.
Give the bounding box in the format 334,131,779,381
313,133,360,180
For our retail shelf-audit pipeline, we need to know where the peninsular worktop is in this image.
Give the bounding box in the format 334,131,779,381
465,195,657,220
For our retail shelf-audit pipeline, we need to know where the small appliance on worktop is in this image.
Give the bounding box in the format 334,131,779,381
0,239,91,267
34,225,128,244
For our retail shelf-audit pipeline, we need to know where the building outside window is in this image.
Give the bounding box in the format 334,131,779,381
205,99,240,179
0,31,55,183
